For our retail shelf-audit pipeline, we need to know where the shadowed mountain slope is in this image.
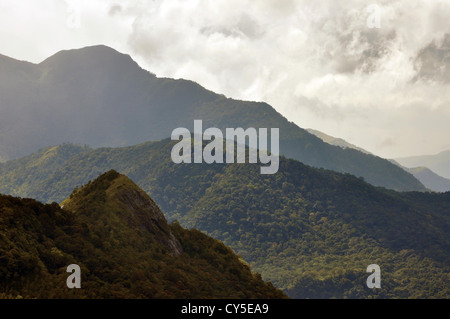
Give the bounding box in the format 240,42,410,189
0,45,425,191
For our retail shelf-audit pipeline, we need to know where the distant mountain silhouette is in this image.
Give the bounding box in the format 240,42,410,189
406,167,450,192
0,45,425,191
396,150,450,180
306,129,372,154
307,129,450,192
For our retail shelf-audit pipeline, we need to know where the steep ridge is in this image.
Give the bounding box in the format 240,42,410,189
0,170,285,298
61,170,183,256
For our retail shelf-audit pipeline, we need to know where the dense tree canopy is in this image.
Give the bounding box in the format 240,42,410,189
0,140,448,298
0,171,285,299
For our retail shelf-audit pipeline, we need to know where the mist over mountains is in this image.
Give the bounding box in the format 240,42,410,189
308,129,450,192
0,45,425,191
396,150,450,180
406,167,450,193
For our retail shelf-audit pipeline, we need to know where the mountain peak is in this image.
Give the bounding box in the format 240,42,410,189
0,172,286,298
37,45,147,79
0,44,426,191
62,170,183,256
40,45,130,64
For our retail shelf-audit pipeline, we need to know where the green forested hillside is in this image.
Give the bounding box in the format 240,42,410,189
0,143,90,198
0,46,425,191
0,140,448,298
0,170,285,299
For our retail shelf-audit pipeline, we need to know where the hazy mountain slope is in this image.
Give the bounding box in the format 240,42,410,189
388,159,450,193
0,143,90,198
0,170,285,299
306,128,372,154
0,46,218,160
406,167,450,192
0,140,448,298
307,129,450,192
396,150,450,179
0,45,424,191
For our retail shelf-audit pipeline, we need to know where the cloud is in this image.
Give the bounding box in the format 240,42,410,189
414,33,450,83
108,4,122,16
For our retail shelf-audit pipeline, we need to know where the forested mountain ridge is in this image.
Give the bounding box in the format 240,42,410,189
0,45,425,191
0,170,285,299
0,140,448,298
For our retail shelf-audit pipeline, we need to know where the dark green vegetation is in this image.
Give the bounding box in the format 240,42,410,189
0,45,424,191
0,170,285,299
0,141,448,298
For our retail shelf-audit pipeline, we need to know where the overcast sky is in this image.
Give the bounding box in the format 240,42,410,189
0,0,449,158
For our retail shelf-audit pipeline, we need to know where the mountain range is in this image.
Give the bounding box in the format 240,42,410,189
307,129,450,192
0,140,448,298
405,166,450,193
0,45,425,191
396,150,450,180
0,170,285,298
1,45,449,299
